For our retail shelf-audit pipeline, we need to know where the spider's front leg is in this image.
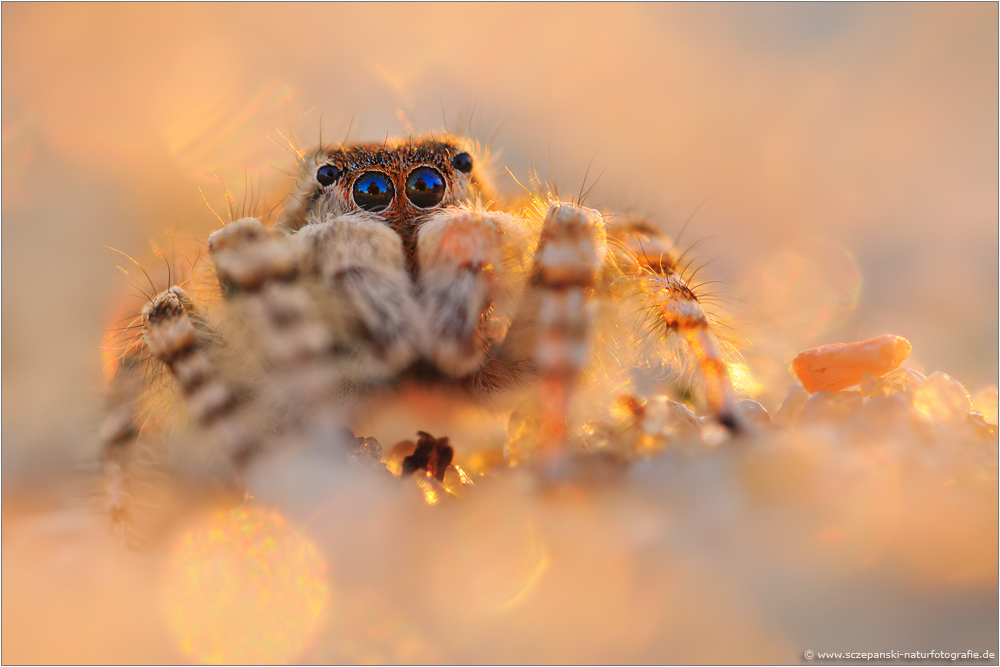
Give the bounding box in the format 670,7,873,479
414,206,530,377
100,345,148,526
294,212,424,382
208,218,343,431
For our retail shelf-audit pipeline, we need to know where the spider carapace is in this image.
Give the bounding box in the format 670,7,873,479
101,133,745,526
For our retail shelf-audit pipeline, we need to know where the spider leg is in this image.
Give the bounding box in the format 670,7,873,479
642,273,742,430
99,344,146,528
501,201,608,458
99,285,257,535
207,217,343,432
415,206,530,377
534,203,609,449
609,217,744,432
140,287,256,458
294,212,423,382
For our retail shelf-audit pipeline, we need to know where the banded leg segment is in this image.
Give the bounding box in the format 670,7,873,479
141,287,256,461
415,207,530,377
208,218,341,428
529,202,608,449
295,213,423,380
643,273,741,429
99,344,146,526
609,217,743,431
99,284,256,534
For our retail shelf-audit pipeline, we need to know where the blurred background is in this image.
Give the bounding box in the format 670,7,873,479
2,3,997,663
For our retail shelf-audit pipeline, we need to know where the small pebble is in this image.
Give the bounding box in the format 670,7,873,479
505,402,543,466
862,392,913,428
635,432,670,455
461,446,506,476
347,436,389,475
860,367,924,397
736,399,771,427
610,394,645,428
641,396,670,433
700,421,730,447
881,367,925,396
774,384,809,427
912,372,972,424
663,400,702,442
793,334,911,393
859,372,882,397
968,412,998,438
442,464,474,497
972,387,999,425
411,471,448,506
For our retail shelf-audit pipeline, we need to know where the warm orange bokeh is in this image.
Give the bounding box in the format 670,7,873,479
163,506,329,664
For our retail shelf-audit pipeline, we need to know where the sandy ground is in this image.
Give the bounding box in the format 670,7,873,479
2,4,997,664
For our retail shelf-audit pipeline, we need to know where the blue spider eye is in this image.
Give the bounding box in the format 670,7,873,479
352,171,395,212
316,164,341,186
405,167,446,208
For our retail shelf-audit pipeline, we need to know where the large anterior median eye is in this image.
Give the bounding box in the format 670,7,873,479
352,171,395,212
404,166,446,208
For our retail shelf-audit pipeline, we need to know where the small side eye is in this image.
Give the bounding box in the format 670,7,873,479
352,171,395,212
316,164,342,187
405,167,446,208
451,152,473,174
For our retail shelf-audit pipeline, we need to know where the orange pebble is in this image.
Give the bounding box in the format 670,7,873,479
792,334,912,393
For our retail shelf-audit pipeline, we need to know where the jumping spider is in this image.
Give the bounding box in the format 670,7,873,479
101,133,745,526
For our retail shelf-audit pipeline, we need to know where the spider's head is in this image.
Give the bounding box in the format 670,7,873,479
280,135,491,234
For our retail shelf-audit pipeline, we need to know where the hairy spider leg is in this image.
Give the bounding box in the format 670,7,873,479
99,285,258,539
99,343,147,528
415,206,531,377
295,212,424,382
207,217,343,433
140,286,256,456
525,202,608,454
609,218,744,432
